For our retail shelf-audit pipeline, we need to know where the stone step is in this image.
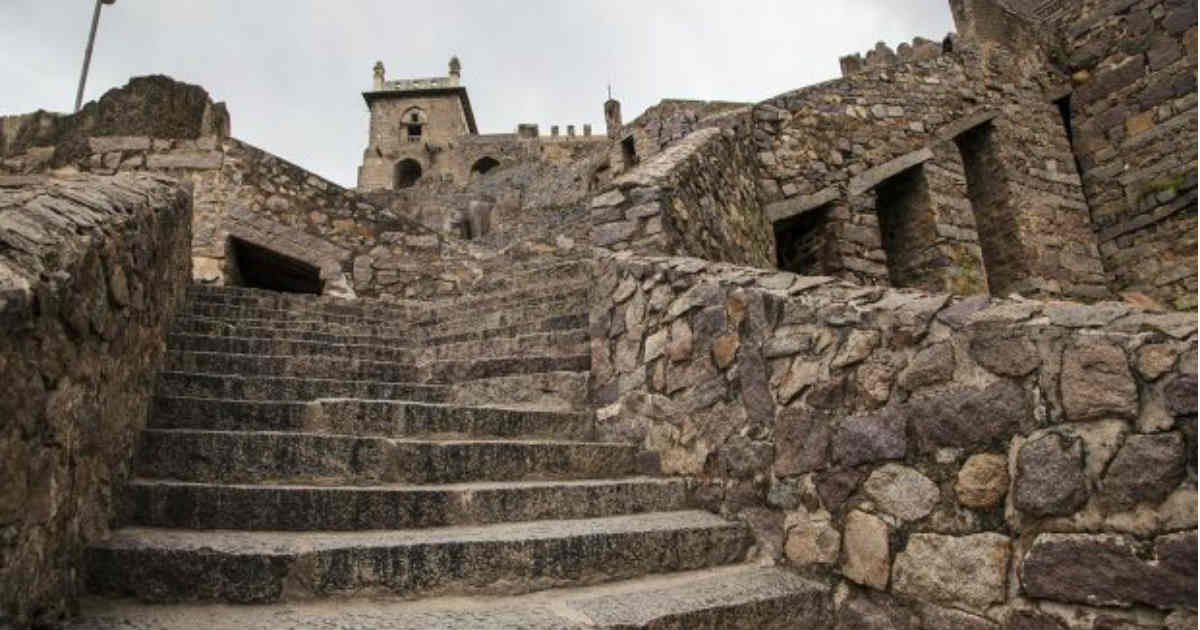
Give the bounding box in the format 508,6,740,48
449,370,590,412
170,311,586,348
121,477,688,530
166,351,419,382
419,329,588,362
134,429,638,484
84,511,748,604
408,282,591,324
187,285,419,320
182,285,588,331
167,333,416,363
155,371,449,402
415,299,589,340
424,354,589,384
149,397,595,440
72,565,830,629
471,259,593,294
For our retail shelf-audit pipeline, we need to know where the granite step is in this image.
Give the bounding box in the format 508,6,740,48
149,397,595,440
471,259,593,293
182,286,588,331
121,477,688,530
166,351,419,382
450,370,591,412
407,282,591,322
419,329,588,362
155,371,450,402
71,564,830,629
135,429,638,484
169,312,586,348
166,333,417,363
84,511,749,604
415,300,590,339
423,354,589,384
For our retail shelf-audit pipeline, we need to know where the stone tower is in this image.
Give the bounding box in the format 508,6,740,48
357,56,478,191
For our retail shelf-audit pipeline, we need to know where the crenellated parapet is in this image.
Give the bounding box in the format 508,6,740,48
839,36,950,77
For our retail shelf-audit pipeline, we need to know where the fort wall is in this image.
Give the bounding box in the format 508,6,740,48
0,174,192,627
591,248,1197,627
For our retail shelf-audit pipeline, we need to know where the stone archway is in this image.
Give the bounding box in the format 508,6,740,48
394,159,422,189
470,156,500,176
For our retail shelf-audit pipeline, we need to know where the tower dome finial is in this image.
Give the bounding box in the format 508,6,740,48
449,55,462,78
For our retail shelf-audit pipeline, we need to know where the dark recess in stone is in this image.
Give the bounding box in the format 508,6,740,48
229,237,323,295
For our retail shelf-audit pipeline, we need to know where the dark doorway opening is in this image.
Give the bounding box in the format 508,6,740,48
621,136,638,169
471,156,500,176
394,159,422,189
875,164,942,291
774,204,834,275
954,123,1022,295
229,237,323,295
1054,95,1074,146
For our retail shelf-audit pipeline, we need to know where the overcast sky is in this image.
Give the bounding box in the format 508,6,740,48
2,1,954,188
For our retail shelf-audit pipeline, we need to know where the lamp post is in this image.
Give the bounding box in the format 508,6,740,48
74,0,116,112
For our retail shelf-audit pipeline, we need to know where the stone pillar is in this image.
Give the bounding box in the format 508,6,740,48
517,124,538,139
567,125,576,137
551,125,559,137
605,99,622,139
372,61,385,91
583,124,592,137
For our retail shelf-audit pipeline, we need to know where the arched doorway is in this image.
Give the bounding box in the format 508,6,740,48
394,159,422,189
471,156,500,176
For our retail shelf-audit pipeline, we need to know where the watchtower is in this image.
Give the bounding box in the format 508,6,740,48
357,56,478,190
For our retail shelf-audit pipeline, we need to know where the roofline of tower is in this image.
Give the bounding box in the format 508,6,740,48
361,86,478,135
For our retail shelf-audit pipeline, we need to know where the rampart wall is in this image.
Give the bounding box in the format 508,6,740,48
0,173,192,627
591,249,1197,628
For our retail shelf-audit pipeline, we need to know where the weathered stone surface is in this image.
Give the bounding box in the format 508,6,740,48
1021,532,1196,609
1061,343,1138,420
954,453,1008,508
1136,344,1179,380
1163,374,1198,415
897,342,954,390
784,507,840,566
862,464,939,522
891,533,1010,613
967,328,1040,376
815,469,863,515
774,408,832,476
842,510,890,590
835,588,919,629
1014,432,1089,517
832,329,880,368
719,435,773,479
910,381,1032,452
1101,432,1186,511
832,408,906,466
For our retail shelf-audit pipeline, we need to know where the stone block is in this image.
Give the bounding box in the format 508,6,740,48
1100,432,1186,511
862,463,939,522
774,408,832,476
146,151,222,170
954,453,1008,508
1013,432,1089,517
892,533,1009,613
88,136,151,153
909,381,1033,452
1021,532,1196,609
832,408,906,467
1061,342,1138,420
842,510,890,590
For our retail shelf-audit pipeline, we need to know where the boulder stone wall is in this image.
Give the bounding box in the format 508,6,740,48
591,249,1197,627
0,173,192,627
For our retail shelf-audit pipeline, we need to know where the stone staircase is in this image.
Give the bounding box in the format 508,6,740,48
74,261,829,628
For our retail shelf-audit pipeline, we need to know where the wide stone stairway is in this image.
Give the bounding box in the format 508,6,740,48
73,257,828,629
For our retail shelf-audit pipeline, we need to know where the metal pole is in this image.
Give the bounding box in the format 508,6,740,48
74,0,106,112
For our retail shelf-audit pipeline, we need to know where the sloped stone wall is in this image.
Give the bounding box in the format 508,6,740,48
591,250,1197,628
590,113,775,269
0,173,192,627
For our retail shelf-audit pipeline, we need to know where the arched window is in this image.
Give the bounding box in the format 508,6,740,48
470,156,500,176
394,159,422,189
401,107,427,143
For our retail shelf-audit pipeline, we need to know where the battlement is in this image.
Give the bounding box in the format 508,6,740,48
380,76,460,91
839,35,949,77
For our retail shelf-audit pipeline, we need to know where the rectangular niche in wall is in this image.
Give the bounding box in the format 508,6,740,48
874,163,943,293
774,204,836,276
954,122,1022,296
228,237,324,295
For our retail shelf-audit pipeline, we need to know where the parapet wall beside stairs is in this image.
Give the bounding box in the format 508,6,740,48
591,250,1198,627
0,173,193,628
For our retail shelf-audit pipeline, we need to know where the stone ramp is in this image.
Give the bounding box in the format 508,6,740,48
72,565,830,629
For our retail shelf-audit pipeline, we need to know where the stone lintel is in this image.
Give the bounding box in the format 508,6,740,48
934,109,1002,144
848,148,934,196
766,186,840,223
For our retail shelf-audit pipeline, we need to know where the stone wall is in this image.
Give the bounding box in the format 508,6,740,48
1055,0,1197,310
591,250,1197,628
0,173,192,627
753,44,1110,301
590,113,775,269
